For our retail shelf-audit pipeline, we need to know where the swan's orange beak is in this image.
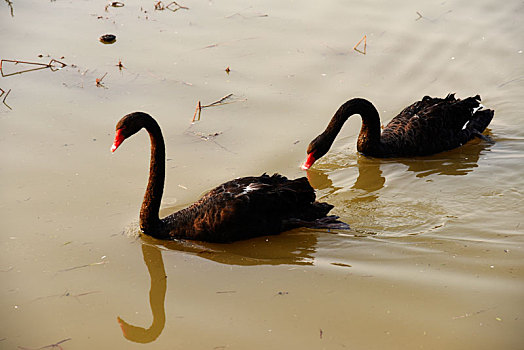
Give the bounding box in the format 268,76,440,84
111,129,125,152
301,153,316,170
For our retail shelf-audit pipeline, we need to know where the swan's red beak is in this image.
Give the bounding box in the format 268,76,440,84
301,153,316,170
111,129,125,152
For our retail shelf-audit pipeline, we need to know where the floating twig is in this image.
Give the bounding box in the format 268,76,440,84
353,35,367,55
0,58,67,77
414,10,453,22
31,290,101,303
58,260,107,273
18,338,71,350
225,12,268,19
203,93,234,108
96,72,108,87
5,0,14,17
154,1,188,12
191,93,241,122
192,100,202,122
200,37,257,50
452,308,490,320
1,88,12,110
187,131,223,141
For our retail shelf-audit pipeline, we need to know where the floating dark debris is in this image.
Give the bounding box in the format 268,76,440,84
99,34,117,44
116,59,125,70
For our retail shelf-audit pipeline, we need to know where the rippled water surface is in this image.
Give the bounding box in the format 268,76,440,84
1,0,523,349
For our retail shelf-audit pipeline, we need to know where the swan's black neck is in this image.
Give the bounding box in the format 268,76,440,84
321,98,382,155
140,116,166,234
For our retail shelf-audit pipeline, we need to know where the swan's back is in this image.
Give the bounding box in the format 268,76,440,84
379,94,494,156
160,173,347,242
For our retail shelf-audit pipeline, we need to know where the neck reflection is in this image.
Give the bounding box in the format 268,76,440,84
117,243,166,343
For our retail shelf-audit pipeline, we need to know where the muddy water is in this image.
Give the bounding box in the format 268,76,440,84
1,0,523,349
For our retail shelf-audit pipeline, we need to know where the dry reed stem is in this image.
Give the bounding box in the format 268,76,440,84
1,88,12,110
353,35,367,55
191,94,240,122
0,58,66,77
18,338,71,350
96,72,108,87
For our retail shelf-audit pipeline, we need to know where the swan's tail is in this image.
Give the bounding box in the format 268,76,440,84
458,95,494,141
469,109,494,135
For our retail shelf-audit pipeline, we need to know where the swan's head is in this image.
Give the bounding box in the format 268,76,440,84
301,134,330,170
111,112,151,152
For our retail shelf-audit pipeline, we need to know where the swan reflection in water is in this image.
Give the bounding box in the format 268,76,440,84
117,231,320,343
117,244,166,343
307,134,493,194
305,135,493,236
116,135,493,343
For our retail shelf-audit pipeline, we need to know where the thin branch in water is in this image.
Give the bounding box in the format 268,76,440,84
0,88,12,110
452,308,490,320
31,290,100,303
96,72,108,87
192,93,245,122
154,1,188,12
5,0,14,17
192,100,202,122
18,338,71,350
225,11,268,19
203,93,234,108
58,260,107,273
0,58,67,77
353,35,366,55
199,37,257,50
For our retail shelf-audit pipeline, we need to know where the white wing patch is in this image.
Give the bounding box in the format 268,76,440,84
241,183,259,194
472,104,484,115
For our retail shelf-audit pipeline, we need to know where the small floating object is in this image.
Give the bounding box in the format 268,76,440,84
99,34,116,44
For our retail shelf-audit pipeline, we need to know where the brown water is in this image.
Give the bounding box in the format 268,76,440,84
2,0,524,349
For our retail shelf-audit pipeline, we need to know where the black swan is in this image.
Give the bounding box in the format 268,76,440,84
111,112,348,243
302,94,494,169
